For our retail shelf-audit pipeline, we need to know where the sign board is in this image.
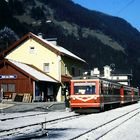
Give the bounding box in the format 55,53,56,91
74,82,96,86
0,75,17,79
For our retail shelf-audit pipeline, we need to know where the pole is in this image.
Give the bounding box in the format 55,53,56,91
0,88,3,114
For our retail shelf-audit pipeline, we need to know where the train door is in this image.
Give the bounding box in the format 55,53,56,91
100,81,104,110
131,88,134,102
133,88,139,102
120,86,124,104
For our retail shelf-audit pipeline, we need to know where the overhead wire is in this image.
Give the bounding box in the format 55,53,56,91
116,0,135,15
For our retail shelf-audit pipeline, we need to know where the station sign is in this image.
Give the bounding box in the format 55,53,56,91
0,74,17,79
74,82,96,86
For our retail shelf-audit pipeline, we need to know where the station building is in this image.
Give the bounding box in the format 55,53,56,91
0,32,86,102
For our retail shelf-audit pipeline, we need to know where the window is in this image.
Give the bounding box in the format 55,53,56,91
74,83,96,95
47,85,53,96
65,65,68,75
71,67,75,76
78,69,81,76
101,82,109,94
1,84,7,92
44,63,50,73
29,46,35,54
8,84,15,92
1,84,15,92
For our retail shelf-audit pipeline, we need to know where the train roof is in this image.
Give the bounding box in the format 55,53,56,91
72,76,123,85
72,76,99,80
71,76,139,90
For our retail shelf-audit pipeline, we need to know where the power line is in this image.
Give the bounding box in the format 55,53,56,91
116,0,135,15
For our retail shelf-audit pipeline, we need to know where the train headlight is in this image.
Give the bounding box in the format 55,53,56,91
94,96,97,100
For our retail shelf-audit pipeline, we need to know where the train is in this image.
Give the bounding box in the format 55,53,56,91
70,76,139,113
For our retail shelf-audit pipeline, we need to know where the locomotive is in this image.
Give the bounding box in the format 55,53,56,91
70,76,139,113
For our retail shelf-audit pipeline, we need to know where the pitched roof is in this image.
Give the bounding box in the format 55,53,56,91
31,33,86,62
58,46,85,62
4,59,59,83
1,32,86,63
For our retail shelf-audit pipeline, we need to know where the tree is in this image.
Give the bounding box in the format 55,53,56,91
30,6,46,20
0,26,19,52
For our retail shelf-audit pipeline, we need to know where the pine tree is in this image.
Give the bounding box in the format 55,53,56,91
0,26,19,52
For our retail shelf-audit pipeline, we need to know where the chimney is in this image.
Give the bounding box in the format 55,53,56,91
38,33,43,38
46,38,57,45
91,68,100,77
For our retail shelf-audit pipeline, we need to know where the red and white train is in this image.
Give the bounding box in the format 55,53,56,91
70,76,139,113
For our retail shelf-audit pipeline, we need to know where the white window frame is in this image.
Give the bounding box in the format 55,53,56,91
1,84,15,92
64,64,68,75
29,46,35,54
44,63,50,73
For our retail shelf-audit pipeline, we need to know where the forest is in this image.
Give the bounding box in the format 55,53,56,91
0,0,140,86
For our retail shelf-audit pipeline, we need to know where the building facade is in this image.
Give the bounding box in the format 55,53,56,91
0,32,86,102
0,59,59,102
91,65,132,86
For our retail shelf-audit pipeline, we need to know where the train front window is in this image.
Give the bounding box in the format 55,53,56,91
74,83,96,94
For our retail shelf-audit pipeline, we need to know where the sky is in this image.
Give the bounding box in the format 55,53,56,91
72,0,140,31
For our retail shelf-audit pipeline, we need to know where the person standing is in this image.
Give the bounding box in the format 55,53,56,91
65,88,70,111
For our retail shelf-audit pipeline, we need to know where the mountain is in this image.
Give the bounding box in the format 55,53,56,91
0,0,140,86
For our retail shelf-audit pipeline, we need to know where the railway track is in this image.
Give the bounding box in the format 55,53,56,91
0,112,48,121
0,113,82,140
1,106,140,139
70,107,140,140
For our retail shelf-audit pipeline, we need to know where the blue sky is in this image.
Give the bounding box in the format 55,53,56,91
72,0,140,31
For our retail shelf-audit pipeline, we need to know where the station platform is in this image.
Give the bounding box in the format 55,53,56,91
0,100,66,113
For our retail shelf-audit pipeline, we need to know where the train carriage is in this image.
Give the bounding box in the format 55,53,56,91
70,77,101,110
100,81,121,106
131,87,139,102
120,86,132,104
120,86,139,104
70,76,139,113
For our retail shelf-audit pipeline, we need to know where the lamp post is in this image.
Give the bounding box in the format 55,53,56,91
0,88,3,114
110,63,115,71
0,88,3,103
110,63,115,80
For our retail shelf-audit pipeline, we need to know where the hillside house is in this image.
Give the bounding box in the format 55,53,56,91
0,32,86,102
91,65,132,86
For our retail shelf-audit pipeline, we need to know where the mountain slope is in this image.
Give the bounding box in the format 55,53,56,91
0,0,140,86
